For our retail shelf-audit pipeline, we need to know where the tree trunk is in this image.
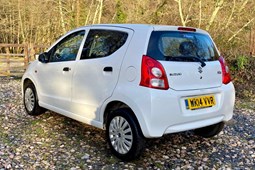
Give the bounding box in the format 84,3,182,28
206,0,224,31
58,0,66,33
18,0,25,42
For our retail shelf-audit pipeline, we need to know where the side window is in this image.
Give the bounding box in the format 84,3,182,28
81,30,128,59
49,31,85,62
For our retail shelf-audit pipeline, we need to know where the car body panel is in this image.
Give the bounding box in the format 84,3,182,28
161,61,222,91
22,24,235,138
34,61,75,110
71,27,134,121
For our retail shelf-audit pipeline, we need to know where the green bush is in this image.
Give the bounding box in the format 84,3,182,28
229,55,255,100
236,55,249,70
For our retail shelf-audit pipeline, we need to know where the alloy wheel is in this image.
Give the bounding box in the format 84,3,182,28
109,116,133,154
24,88,35,112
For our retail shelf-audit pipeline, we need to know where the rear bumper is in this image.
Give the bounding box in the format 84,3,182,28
138,83,235,138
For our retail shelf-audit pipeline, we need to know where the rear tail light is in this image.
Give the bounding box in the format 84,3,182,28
219,56,231,84
140,55,169,90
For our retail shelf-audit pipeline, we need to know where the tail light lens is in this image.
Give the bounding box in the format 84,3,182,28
140,55,169,90
219,56,231,84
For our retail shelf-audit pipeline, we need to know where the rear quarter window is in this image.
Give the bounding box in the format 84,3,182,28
147,31,219,62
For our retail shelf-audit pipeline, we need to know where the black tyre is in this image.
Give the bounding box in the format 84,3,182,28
194,122,225,138
23,81,45,116
106,108,145,161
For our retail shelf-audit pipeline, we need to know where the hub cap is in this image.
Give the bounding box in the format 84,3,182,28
109,116,133,154
24,88,35,112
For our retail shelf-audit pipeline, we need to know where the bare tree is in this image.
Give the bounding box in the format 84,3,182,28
206,0,224,31
0,0,254,56
58,0,66,33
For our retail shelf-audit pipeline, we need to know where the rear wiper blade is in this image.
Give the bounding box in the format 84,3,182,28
165,55,206,67
186,56,206,67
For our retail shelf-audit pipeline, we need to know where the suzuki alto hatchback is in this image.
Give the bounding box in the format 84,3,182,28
22,24,235,160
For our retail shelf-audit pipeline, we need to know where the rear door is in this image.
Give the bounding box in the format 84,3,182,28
72,27,134,120
147,30,222,91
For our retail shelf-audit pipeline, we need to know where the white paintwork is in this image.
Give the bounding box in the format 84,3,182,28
35,61,76,111
22,24,235,138
71,27,134,121
161,61,222,91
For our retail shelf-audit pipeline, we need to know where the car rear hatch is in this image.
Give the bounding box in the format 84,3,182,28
146,29,222,91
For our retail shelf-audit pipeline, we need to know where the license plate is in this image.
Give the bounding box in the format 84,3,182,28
185,95,216,110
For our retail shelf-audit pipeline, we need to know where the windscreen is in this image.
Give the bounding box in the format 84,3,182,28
147,31,220,62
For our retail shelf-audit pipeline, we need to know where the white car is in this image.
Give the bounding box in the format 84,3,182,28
22,24,235,160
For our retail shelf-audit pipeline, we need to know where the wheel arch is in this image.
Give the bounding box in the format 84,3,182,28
23,78,34,86
22,78,36,96
22,76,46,115
102,100,145,137
22,77,40,102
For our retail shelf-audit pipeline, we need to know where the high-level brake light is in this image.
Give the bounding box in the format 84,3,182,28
178,27,196,32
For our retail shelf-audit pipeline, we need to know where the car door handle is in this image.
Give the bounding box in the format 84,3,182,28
103,67,113,72
63,67,71,71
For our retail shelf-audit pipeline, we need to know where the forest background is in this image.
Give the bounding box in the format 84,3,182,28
0,0,254,99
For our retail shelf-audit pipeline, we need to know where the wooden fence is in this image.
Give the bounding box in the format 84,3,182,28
0,44,47,77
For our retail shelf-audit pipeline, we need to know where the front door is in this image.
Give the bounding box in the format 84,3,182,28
35,30,85,111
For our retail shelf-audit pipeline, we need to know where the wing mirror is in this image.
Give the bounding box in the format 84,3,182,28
38,52,49,63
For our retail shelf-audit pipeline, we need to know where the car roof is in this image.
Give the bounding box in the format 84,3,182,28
83,24,209,35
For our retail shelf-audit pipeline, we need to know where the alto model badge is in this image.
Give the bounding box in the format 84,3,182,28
169,73,182,76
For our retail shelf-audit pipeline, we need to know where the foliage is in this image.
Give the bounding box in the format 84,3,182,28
0,0,254,98
229,56,255,99
114,0,127,23
236,55,249,70
0,0,254,50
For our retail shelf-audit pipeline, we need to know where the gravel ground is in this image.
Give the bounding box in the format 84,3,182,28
0,77,254,169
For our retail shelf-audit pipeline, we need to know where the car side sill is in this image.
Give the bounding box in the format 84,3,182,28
39,102,104,129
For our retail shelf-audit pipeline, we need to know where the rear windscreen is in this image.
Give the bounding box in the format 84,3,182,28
147,31,219,62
